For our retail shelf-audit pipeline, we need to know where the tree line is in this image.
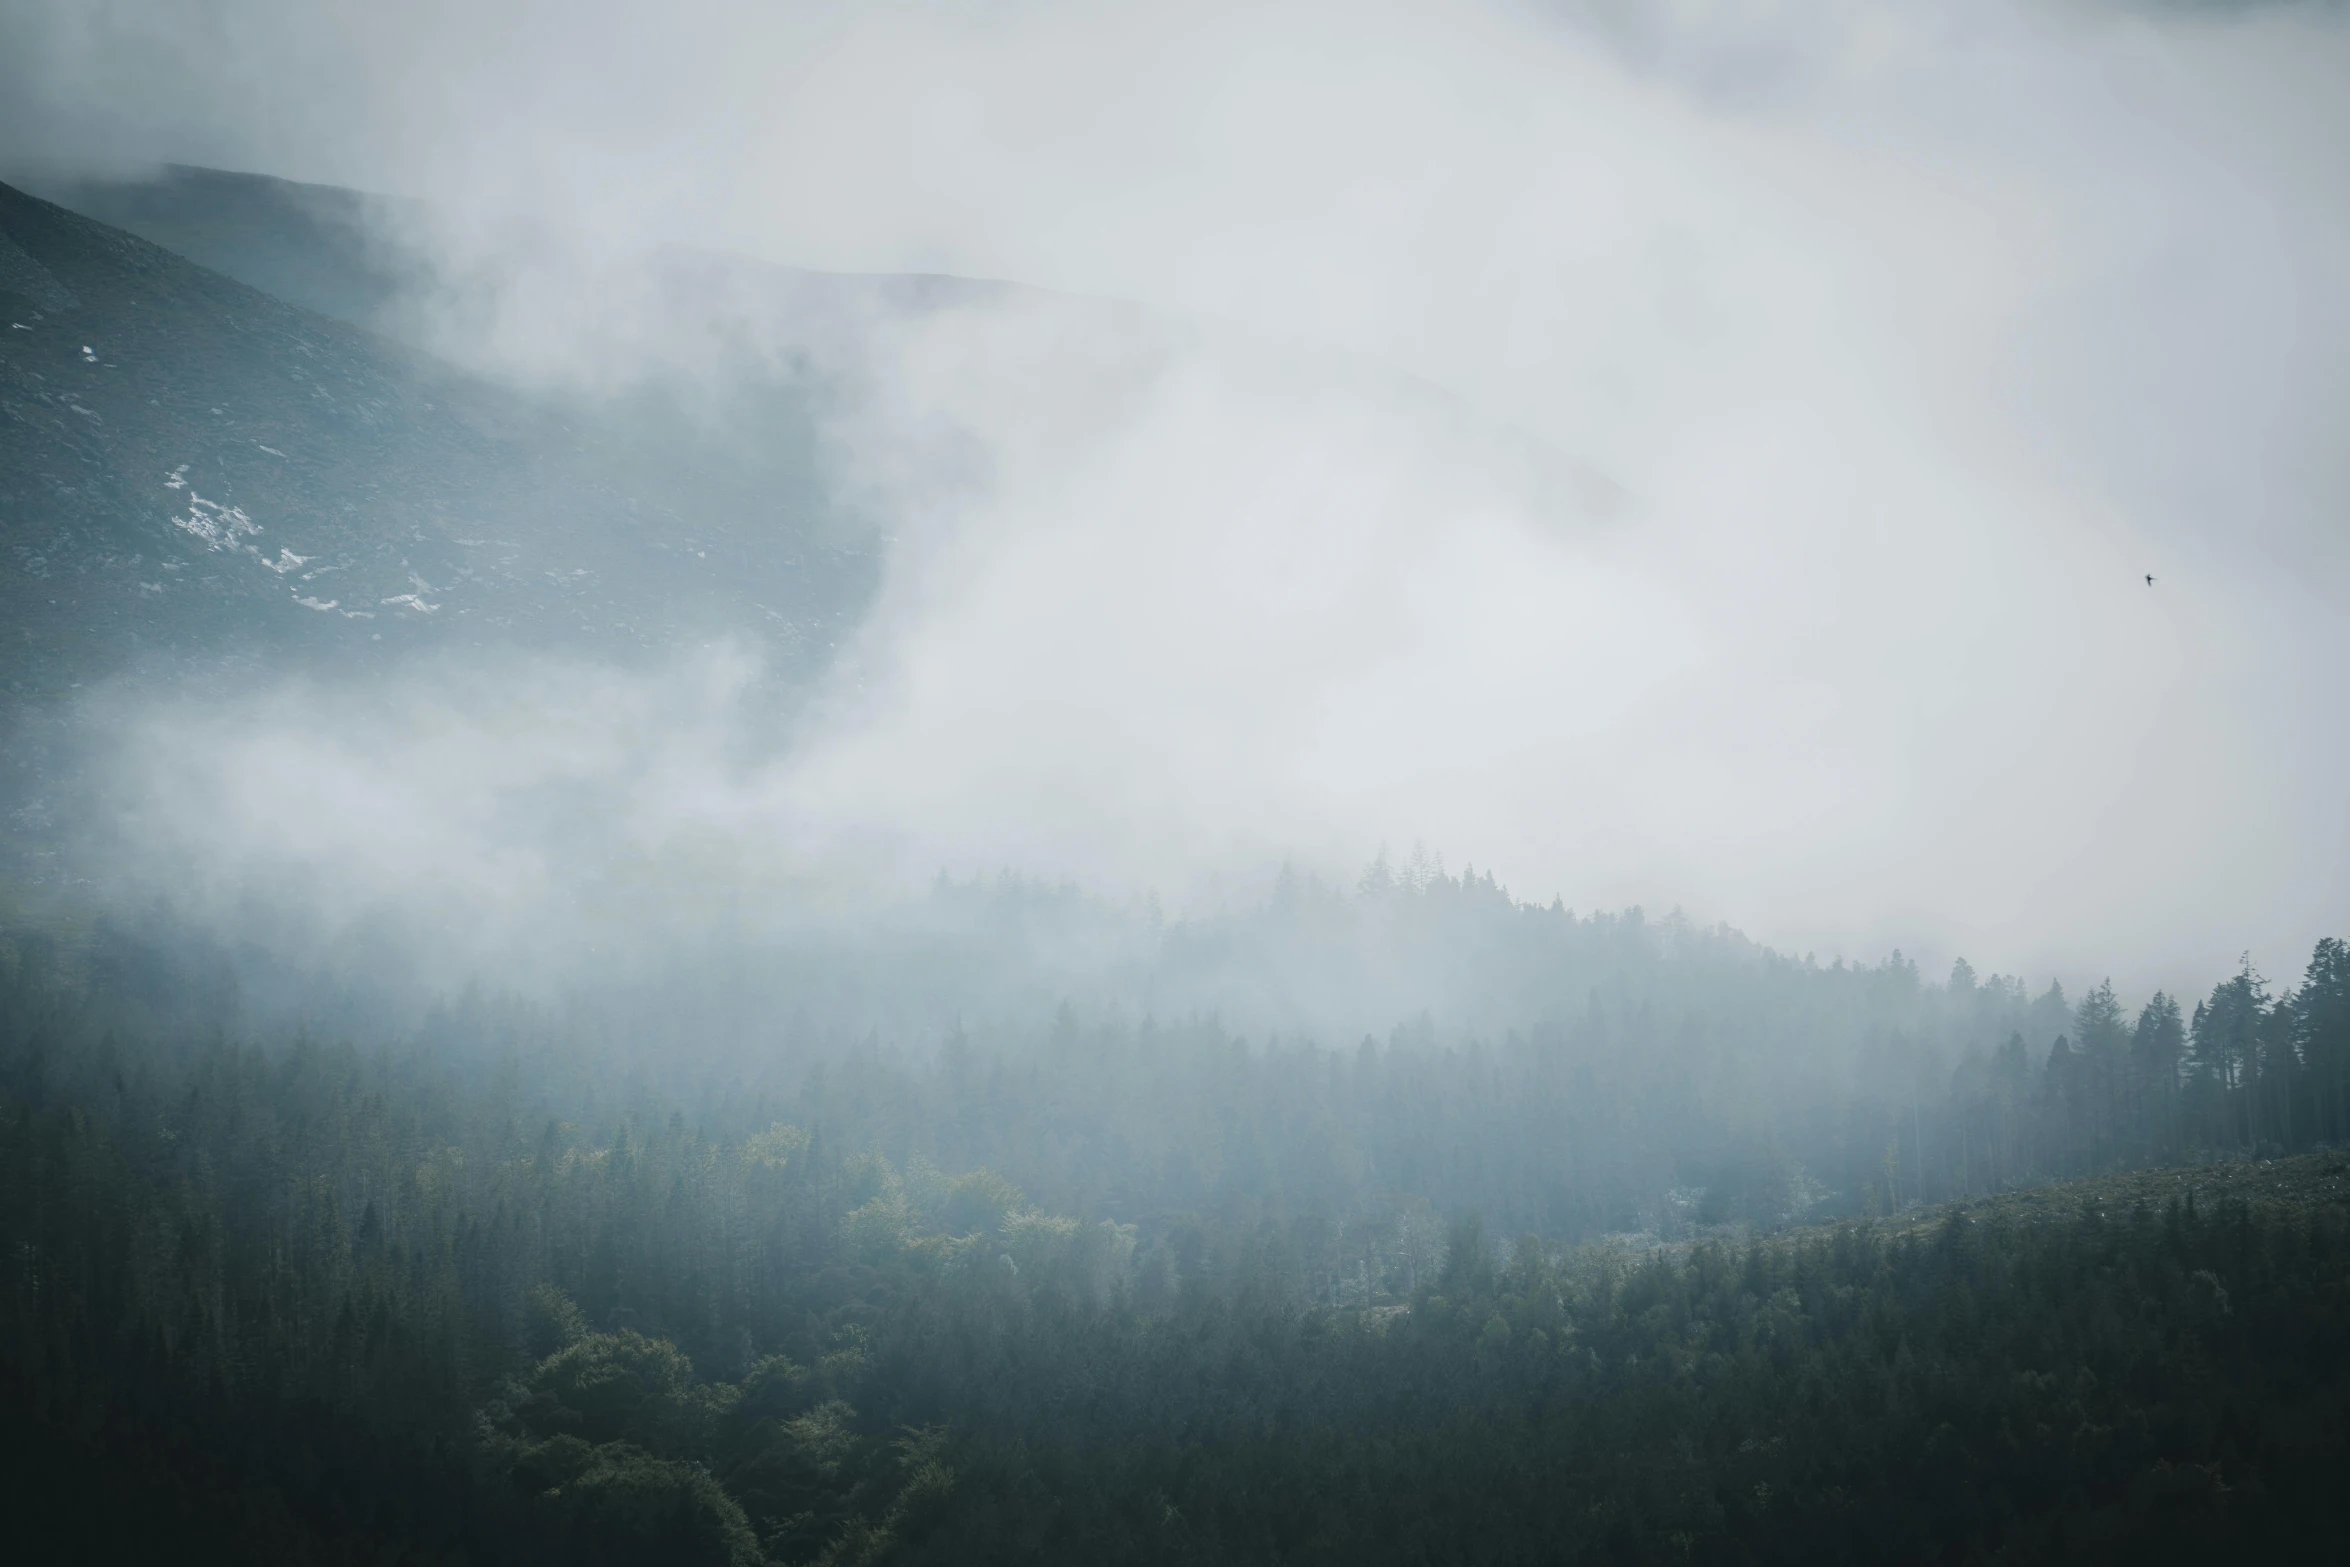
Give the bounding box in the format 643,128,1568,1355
4,897,2349,1561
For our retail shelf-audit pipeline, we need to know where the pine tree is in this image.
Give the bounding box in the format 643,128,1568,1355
2130,992,2184,1159
2192,960,2269,1151
2300,938,2350,1143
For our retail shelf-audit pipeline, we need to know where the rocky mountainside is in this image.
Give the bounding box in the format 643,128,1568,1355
0,176,875,719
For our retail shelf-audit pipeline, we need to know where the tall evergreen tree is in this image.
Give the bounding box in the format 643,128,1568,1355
2130,992,2184,1158
2299,938,2350,1142
2074,980,2128,1157
2192,959,2270,1150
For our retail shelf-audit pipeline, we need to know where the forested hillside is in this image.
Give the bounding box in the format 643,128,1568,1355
81,864,2347,1241
6,890,2347,1563
9,2,2347,1560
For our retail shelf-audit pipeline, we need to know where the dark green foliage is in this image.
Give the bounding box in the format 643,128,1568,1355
3,927,2349,1563
527,1446,764,1567
882,1184,2350,1563
520,1329,730,1452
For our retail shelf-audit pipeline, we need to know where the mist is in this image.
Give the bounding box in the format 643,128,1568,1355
6,0,2348,1002
14,13,2350,1554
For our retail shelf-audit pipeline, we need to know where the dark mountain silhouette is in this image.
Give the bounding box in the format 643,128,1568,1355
23,163,421,334
4,165,1626,732
0,175,875,724
24,163,1020,341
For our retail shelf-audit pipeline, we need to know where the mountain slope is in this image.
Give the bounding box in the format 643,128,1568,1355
0,178,873,716
22,162,420,334
23,163,1019,341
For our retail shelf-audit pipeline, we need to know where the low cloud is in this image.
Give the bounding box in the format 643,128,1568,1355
8,0,2347,1000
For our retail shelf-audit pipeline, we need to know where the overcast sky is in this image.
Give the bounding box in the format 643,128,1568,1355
5,0,2347,993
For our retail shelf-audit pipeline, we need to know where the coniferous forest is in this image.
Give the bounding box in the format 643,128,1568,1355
8,9,2350,1563
6,882,2348,1565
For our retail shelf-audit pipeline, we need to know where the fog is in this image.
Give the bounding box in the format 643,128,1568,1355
5,0,2347,1004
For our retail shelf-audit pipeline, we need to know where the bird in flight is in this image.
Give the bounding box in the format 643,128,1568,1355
2145,573,2156,586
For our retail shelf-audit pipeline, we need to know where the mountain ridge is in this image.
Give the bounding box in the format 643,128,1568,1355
0,176,874,715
